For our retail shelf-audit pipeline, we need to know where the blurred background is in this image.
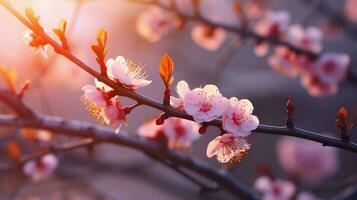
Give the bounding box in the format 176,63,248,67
0,0,356,199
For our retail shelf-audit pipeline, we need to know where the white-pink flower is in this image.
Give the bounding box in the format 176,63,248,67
183,84,228,123
206,133,251,163
191,24,226,51
106,55,152,90
277,137,339,183
163,118,200,149
104,99,126,129
81,79,112,106
23,154,58,182
22,30,50,58
296,192,322,200
222,97,259,137
254,176,295,200
287,24,323,53
254,10,291,38
170,80,191,110
136,6,175,42
301,73,338,97
313,53,350,85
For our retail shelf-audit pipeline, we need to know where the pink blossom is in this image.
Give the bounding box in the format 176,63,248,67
23,154,58,182
313,53,350,85
163,118,200,149
106,55,152,90
191,24,226,51
254,176,295,200
136,6,175,42
287,24,322,53
277,137,339,183
254,10,291,38
137,119,163,139
206,133,251,163
296,192,322,200
183,84,228,123
22,30,50,58
344,0,357,22
81,79,112,106
268,47,299,78
301,73,338,97
103,99,126,129
170,80,191,110
222,97,259,137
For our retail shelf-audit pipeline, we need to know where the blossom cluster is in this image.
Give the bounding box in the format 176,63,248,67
134,2,351,97
256,11,350,97
136,79,258,163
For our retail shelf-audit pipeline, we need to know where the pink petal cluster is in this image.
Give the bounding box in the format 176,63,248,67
344,0,357,22
136,6,175,42
191,24,226,51
277,137,339,183
23,154,58,182
222,97,259,137
206,133,250,163
81,79,126,129
137,117,200,149
254,176,295,200
106,55,152,90
287,25,322,53
255,10,291,38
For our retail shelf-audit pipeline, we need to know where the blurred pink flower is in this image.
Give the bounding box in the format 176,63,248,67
106,55,152,90
206,133,250,163
137,119,163,139
277,137,339,183
222,97,259,137
170,80,191,110
344,0,357,22
23,154,58,182
163,117,200,149
183,84,228,123
191,24,226,51
268,47,299,78
296,191,322,200
254,176,295,200
22,30,50,58
136,6,175,42
313,53,350,85
254,10,291,38
287,24,322,53
301,74,338,97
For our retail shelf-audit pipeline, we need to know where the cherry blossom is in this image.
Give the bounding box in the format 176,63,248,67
106,55,152,90
268,46,299,78
103,99,126,129
23,154,58,182
296,192,322,200
287,24,323,53
206,133,251,163
137,117,200,149
136,6,175,42
254,176,295,200
301,73,338,97
163,118,200,149
170,80,191,110
22,29,50,58
313,53,350,85
137,119,163,139
81,79,113,107
255,10,291,38
222,97,259,137
277,137,339,183
183,84,228,123
191,24,226,51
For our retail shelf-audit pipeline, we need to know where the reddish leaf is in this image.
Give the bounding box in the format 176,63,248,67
5,140,21,161
91,28,108,75
158,53,175,89
53,19,68,48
